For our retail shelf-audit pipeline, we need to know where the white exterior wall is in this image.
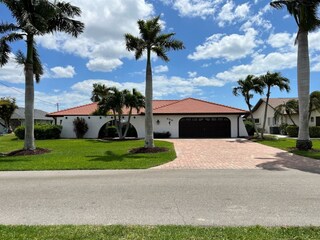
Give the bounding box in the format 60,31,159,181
252,102,320,133
56,114,248,139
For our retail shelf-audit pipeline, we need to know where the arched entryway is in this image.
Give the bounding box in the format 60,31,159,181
179,117,231,138
98,120,138,139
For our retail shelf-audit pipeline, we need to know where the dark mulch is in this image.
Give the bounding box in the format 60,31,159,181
129,147,169,154
5,148,51,157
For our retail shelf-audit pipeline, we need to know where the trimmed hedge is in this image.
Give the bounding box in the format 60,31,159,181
14,124,62,140
286,125,320,138
154,131,171,138
309,126,320,138
286,125,298,137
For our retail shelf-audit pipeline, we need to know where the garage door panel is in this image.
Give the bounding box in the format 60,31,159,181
179,117,231,138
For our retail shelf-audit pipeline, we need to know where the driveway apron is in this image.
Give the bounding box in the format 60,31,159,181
153,139,320,172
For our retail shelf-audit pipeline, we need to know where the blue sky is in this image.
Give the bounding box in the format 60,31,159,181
0,0,320,113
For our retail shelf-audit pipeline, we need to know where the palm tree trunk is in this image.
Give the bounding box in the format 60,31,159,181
248,105,259,138
144,49,154,148
296,30,312,150
123,107,132,138
24,35,35,150
261,87,271,139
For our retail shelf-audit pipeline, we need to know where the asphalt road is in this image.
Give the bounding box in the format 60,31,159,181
0,169,319,226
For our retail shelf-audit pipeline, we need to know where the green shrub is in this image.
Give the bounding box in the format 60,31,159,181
243,120,255,136
73,117,88,139
309,126,320,138
14,124,62,140
279,123,288,135
14,126,24,139
154,131,171,138
286,125,298,137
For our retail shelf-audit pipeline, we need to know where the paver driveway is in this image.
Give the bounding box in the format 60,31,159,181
153,139,320,172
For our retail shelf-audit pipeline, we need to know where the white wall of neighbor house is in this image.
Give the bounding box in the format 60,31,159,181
252,102,320,133
55,114,248,139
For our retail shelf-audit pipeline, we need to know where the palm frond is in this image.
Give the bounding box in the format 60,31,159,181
32,44,43,83
0,38,11,66
152,46,169,62
0,22,20,33
15,50,26,65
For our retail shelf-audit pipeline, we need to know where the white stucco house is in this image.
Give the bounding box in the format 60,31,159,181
252,98,320,134
47,98,248,139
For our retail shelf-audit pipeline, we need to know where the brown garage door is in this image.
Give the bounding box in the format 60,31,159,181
179,117,231,138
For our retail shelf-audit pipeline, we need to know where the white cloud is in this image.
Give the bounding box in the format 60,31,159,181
188,28,258,61
86,58,123,72
0,55,25,84
267,32,295,49
50,65,76,78
188,71,197,77
241,4,272,31
311,62,320,72
36,0,154,73
215,51,296,82
160,0,221,19
154,65,169,73
217,1,250,27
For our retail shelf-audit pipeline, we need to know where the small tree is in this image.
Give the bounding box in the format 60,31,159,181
258,71,290,138
91,84,145,139
232,75,264,137
309,91,320,119
0,97,18,131
274,99,299,126
73,117,88,139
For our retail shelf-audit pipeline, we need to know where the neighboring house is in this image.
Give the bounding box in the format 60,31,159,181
252,98,320,134
47,97,248,139
0,108,53,133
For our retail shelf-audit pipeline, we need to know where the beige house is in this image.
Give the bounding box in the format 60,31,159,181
252,98,320,134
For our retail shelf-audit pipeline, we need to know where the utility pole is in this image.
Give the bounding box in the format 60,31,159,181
56,103,59,111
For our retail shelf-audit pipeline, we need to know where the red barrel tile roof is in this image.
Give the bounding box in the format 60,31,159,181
47,98,247,117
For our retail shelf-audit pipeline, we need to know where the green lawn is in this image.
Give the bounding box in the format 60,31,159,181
254,137,320,160
0,134,176,170
0,225,320,240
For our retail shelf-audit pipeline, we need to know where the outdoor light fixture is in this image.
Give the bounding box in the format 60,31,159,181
156,120,160,125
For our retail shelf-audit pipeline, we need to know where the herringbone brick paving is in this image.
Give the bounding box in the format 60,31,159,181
153,139,320,172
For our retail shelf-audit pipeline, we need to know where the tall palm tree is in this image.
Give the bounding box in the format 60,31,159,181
233,75,264,137
259,71,290,138
125,16,185,148
309,91,320,119
0,0,84,150
274,99,299,126
270,0,320,150
124,88,145,137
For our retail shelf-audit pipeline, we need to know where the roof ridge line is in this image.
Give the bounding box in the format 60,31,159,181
188,97,247,112
48,102,97,115
153,99,181,110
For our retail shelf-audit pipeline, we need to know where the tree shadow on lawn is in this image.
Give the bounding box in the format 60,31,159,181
256,151,320,175
86,150,145,163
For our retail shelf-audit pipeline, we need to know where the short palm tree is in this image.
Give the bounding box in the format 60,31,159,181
309,91,320,119
258,72,290,138
270,0,320,150
0,0,84,150
124,88,145,137
274,99,299,126
233,75,264,137
125,16,185,148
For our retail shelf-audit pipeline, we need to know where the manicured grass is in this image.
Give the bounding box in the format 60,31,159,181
255,137,320,160
0,225,320,240
0,134,176,170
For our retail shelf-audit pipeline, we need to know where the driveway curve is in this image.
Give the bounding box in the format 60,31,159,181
153,139,320,173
